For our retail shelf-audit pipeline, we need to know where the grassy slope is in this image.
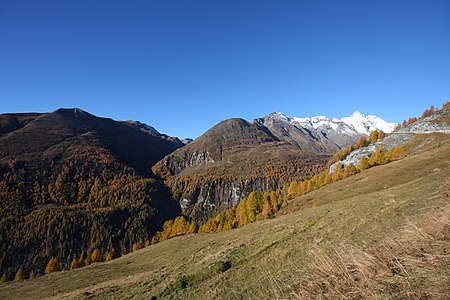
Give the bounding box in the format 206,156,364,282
1,134,449,300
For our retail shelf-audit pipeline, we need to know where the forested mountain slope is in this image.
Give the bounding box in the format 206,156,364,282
0,108,183,278
152,112,395,220
152,118,331,220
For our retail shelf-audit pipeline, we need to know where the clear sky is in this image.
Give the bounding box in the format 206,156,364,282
1,0,449,138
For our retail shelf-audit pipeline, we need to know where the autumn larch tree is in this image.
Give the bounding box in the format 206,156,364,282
343,163,357,178
105,249,116,261
91,249,102,263
369,130,379,144
390,145,405,161
332,163,343,182
45,257,62,274
358,156,369,172
0,273,8,284
14,269,24,281
357,135,368,148
70,259,79,270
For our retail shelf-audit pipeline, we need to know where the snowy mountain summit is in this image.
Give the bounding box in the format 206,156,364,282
272,110,397,136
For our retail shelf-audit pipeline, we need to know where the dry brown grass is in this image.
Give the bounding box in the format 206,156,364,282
292,185,450,300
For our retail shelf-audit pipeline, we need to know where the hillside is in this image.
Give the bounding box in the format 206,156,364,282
152,117,331,220
2,130,448,299
0,108,183,278
152,112,394,220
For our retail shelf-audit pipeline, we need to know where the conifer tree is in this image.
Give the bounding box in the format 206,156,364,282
132,242,142,252
332,163,343,182
161,220,174,240
78,251,86,267
105,249,116,262
29,271,36,279
91,249,102,263
343,163,357,177
369,147,390,166
237,198,249,227
70,259,79,269
357,135,368,148
287,181,299,199
45,257,62,274
173,216,188,236
0,273,8,284
261,199,274,219
390,145,405,161
187,221,198,234
14,269,24,281
358,156,369,172
324,170,333,184
369,130,379,144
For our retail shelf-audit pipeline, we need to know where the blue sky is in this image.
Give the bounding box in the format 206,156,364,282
1,0,449,138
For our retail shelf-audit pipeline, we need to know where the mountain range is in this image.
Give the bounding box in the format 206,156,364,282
0,107,396,277
153,110,396,219
1,104,448,299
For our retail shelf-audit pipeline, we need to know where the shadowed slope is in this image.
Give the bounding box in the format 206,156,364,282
0,108,183,277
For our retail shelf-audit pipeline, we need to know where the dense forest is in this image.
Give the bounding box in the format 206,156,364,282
0,109,182,280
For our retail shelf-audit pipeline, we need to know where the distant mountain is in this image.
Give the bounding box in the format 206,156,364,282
258,111,397,149
329,106,450,174
153,110,395,220
181,138,194,145
152,117,331,219
0,108,183,277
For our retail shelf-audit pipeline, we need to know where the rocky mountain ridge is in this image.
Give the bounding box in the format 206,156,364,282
153,111,396,219
329,106,450,173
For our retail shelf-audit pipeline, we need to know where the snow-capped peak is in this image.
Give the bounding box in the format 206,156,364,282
266,110,397,136
341,111,397,135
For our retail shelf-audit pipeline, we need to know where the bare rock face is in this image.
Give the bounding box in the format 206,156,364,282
329,107,450,173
